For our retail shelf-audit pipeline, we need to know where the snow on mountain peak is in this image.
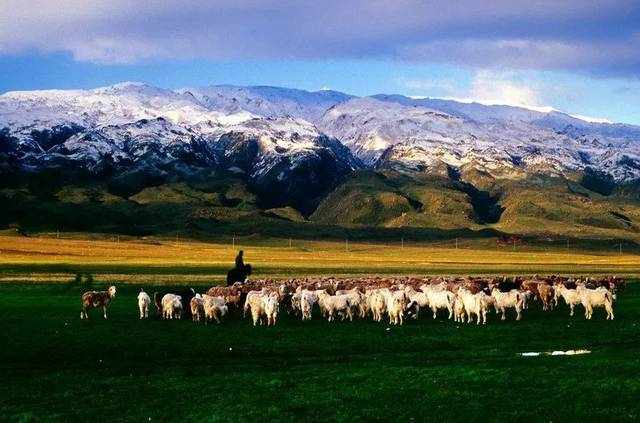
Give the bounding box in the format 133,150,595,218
1,81,639,185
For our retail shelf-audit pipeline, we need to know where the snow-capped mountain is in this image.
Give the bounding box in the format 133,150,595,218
2,81,640,207
318,95,640,182
0,82,360,213
178,85,353,122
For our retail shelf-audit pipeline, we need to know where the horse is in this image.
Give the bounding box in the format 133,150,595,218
227,264,252,286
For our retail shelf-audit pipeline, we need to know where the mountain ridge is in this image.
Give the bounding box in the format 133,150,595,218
2,81,640,241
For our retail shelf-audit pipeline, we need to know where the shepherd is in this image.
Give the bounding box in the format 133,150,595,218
227,250,252,285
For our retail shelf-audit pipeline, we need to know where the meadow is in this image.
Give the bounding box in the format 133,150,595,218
1,234,640,422
2,234,640,283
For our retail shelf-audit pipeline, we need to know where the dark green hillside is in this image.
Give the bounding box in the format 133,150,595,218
2,166,640,243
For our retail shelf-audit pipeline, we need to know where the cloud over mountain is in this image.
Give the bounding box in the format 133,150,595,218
1,1,638,76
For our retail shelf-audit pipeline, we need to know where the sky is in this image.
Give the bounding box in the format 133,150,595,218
1,0,639,124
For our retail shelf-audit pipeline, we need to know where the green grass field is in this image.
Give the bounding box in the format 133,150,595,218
2,234,640,421
1,282,640,422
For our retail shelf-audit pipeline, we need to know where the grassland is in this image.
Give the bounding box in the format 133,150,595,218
1,283,639,421
2,234,640,285
2,233,640,421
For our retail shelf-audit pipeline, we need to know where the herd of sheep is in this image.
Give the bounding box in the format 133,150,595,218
82,275,624,326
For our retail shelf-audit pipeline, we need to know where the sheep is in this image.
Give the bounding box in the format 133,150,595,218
555,283,582,316
576,284,614,320
243,289,266,318
387,290,407,325
264,293,280,326
203,295,228,324
300,290,318,321
154,288,195,318
290,292,302,316
245,292,267,326
423,285,455,319
404,286,429,319
452,296,465,323
367,290,387,322
190,294,205,323
458,288,488,325
80,286,117,320
317,291,353,322
161,294,182,320
537,283,555,311
137,289,150,319
336,288,367,318
490,288,524,321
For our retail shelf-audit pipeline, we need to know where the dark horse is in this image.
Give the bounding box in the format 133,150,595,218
227,264,252,286
227,250,252,286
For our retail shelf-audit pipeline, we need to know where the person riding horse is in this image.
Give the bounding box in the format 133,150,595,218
227,250,252,285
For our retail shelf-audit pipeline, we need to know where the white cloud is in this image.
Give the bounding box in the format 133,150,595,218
467,70,545,109
399,71,553,112
399,71,620,121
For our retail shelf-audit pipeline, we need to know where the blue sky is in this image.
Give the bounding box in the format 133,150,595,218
1,1,639,124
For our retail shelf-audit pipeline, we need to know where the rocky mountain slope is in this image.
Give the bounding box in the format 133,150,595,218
318,96,640,183
0,82,360,213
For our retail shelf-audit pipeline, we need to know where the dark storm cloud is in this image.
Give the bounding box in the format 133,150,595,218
1,0,638,76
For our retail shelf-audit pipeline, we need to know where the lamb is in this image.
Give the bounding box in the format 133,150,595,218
80,286,117,320
137,289,150,319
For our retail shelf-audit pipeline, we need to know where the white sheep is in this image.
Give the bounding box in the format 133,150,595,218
458,288,488,325
264,293,280,326
490,288,524,320
576,284,614,320
137,289,151,319
300,290,318,321
203,295,228,324
161,294,182,320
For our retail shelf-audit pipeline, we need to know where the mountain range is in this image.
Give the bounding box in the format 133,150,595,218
1,82,640,241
